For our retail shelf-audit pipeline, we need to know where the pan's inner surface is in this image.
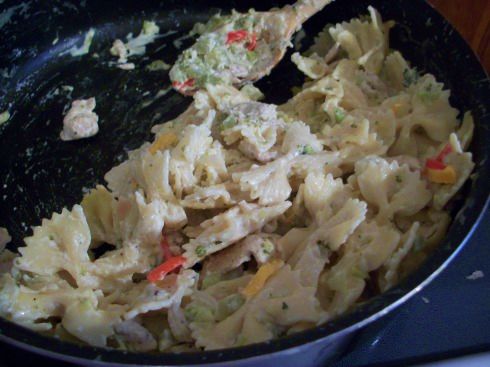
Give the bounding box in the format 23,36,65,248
0,0,488,364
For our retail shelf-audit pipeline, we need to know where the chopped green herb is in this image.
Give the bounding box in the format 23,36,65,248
282,302,289,310
202,273,222,289
220,115,238,131
246,50,258,62
302,145,314,155
418,83,442,103
350,123,358,129
216,294,245,321
334,108,345,123
261,239,274,255
395,175,402,183
195,245,207,257
403,67,419,87
184,304,215,322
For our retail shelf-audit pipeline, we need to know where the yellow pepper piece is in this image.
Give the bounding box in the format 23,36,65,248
427,165,457,184
391,103,404,117
149,133,178,155
242,259,284,298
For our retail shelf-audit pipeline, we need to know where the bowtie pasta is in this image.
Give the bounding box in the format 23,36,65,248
0,6,474,352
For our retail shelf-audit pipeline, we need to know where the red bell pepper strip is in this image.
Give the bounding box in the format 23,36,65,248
246,33,257,51
435,143,452,162
426,158,446,170
159,235,173,261
147,256,186,283
172,78,195,91
226,29,248,45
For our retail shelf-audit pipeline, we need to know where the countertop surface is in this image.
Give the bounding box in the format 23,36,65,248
428,0,490,72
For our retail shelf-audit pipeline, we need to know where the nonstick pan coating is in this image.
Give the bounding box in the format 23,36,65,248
0,0,488,365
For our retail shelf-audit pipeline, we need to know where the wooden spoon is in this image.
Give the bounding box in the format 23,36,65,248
170,0,334,95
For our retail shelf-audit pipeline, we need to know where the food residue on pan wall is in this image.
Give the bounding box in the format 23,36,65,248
0,3,30,30
146,59,171,71
110,20,161,70
0,111,10,125
466,270,484,280
65,28,96,57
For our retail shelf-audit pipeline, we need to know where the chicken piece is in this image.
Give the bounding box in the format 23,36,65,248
60,98,99,141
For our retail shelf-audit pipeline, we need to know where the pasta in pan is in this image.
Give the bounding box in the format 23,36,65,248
0,6,475,351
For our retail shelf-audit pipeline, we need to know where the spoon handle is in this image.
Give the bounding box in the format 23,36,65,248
292,0,335,25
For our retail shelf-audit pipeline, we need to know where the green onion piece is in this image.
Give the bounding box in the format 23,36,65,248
334,108,345,123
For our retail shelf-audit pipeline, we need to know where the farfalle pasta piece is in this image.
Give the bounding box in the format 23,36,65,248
232,155,294,206
281,121,323,155
15,205,97,288
220,102,286,162
125,270,197,319
389,75,459,157
355,156,431,222
81,185,117,246
291,52,329,80
191,265,325,350
317,222,399,316
170,113,216,197
289,151,343,184
0,274,96,331
88,240,154,281
62,294,123,347
329,6,393,74
378,222,420,291
288,198,367,288
183,201,291,267
302,173,352,224
105,147,175,202
381,51,409,91
457,112,474,151
194,141,229,186
322,115,386,164
181,184,235,209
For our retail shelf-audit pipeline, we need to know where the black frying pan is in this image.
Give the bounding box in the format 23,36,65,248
0,0,488,366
